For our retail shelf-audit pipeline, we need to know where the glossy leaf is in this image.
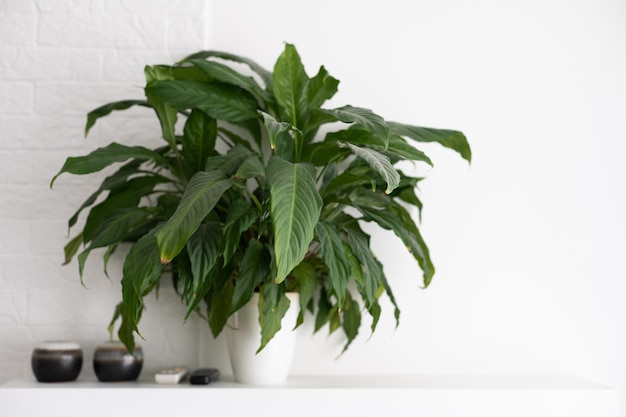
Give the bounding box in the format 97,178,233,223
258,283,291,352
50,143,168,187
307,65,339,109
120,230,164,351
388,121,471,163
315,222,351,306
342,142,400,194
272,43,309,127
230,239,268,315
222,199,259,265
266,156,322,283
320,106,389,147
146,80,258,122
207,269,234,337
182,109,217,173
85,100,151,137
156,171,233,264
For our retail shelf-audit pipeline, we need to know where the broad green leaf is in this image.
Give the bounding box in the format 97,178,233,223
328,129,433,166
87,207,153,249
156,171,233,263
314,287,332,332
230,239,269,315
182,109,217,173
85,100,151,137
184,222,222,318
180,50,273,90
323,171,372,199
342,142,400,194
307,65,339,109
291,261,318,328
50,143,168,187
83,176,161,242
207,268,235,337
343,241,364,287
222,199,259,265
272,43,309,127
354,192,434,287
258,110,294,150
303,141,350,166
388,121,471,163
144,65,178,151
205,144,252,176
63,233,83,265
315,222,351,307
320,105,389,147
266,156,322,283
120,230,164,351
235,155,266,184
190,59,271,103
367,300,382,335
258,283,291,352
343,225,384,312
146,80,258,123
341,292,361,354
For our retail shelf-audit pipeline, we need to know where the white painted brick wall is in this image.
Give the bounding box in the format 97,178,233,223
0,0,209,384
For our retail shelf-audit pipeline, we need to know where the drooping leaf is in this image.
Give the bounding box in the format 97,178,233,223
182,109,217,173
180,50,273,90
272,43,309,127
342,142,400,194
315,222,351,307
291,261,318,328
85,100,151,137
144,65,179,151
320,105,389,147
388,121,471,163
341,292,361,354
258,283,291,352
50,143,169,187
222,199,259,265
120,230,164,352
235,155,266,184
146,80,258,123
63,233,83,265
205,144,252,176
207,268,234,337
314,287,332,332
87,207,153,250
184,222,222,318
343,225,384,311
156,171,233,264
230,239,269,315
266,155,322,283
190,59,271,104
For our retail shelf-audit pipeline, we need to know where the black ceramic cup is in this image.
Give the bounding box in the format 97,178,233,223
93,341,143,382
31,341,83,383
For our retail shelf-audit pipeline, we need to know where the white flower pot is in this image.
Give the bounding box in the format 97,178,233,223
226,292,299,384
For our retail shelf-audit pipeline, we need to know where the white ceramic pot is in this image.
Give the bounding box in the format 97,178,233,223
226,292,299,384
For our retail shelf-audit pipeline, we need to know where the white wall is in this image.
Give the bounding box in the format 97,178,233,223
1,0,625,411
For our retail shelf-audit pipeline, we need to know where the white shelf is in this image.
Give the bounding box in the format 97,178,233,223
1,375,619,417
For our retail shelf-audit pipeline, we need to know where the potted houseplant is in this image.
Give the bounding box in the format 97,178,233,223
51,43,470,382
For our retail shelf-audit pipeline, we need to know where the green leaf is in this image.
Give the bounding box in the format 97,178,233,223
63,233,83,265
120,230,164,350
291,261,318,328
341,292,361,354
258,283,291,352
182,109,217,173
230,239,269,315
190,59,271,104
235,155,266,184
156,171,233,264
272,43,309,127
315,287,332,332
87,207,153,249
144,66,179,151
184,222,222,318
315,222,351,307
320,105,389,147
388,121,471,163
258,110,294,150
222,199,259,265
51,143,168,187
146,80,258,123
85,100,151,137
343,224,384,311
207,268,234,337
354,192,434,287
180,50,273,90
342,142,400,194
307,65,339,109
266,156,322,283
205,144,252,176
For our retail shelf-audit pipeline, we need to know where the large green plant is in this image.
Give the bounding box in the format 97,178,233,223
52,44,470,353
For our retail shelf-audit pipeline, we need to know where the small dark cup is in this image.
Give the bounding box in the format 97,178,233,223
31,341,83,383
93,341,143,382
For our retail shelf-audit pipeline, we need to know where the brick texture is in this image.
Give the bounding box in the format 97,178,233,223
0,0,209,384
